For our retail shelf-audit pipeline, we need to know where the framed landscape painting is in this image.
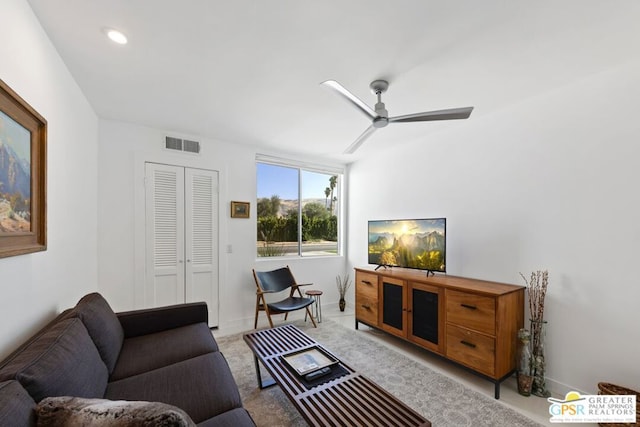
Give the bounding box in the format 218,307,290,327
231,201,250,218
0,79,47,258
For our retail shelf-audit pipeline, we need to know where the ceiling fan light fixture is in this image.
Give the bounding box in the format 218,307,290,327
104,28,128,45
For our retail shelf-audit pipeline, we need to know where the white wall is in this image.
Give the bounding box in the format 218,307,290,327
348,60,640,394
98,119,347,332
0,0,98,359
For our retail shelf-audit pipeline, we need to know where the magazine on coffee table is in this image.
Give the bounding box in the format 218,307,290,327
280,346,339,376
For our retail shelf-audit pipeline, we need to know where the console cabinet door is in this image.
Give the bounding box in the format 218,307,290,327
408,282,443,354
380,276,406,337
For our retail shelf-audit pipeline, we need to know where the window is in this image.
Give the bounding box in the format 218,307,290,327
256,158,342,257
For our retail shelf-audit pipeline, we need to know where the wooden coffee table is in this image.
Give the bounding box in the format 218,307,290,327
243,324,431,427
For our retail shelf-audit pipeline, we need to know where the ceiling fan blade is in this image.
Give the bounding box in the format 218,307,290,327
321,80,377,120
344,125,377,154
389,106,474,123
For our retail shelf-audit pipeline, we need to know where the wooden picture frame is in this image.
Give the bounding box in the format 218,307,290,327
231,201,250,218
0,79,47,258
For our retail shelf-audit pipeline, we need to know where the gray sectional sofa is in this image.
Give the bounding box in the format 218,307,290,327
0,293,255,426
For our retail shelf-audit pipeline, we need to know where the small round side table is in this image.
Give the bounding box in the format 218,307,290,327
305,290,323,323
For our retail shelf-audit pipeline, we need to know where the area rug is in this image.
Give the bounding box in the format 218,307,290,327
214,320,542,427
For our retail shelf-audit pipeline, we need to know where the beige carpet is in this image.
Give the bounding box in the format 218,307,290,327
214,319,543,427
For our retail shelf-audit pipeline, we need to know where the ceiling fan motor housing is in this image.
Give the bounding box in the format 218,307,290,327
373,115,389,128
371,80,389,125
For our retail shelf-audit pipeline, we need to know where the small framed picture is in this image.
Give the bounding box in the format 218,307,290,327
231,201,250,218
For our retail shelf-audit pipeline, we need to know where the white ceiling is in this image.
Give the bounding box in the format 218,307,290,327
27,0,640,163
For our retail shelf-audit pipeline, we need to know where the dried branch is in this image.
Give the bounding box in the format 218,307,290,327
336,273,351,298
520,270,548,323
520,269,549,357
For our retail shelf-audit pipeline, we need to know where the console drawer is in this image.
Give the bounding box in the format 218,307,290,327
356,271,378,300
446,324,495,376
446,290,495,335
356,292,378,325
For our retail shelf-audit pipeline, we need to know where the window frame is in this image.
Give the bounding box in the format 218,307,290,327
255,155,344,259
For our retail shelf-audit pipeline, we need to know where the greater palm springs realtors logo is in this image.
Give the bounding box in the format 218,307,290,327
548,391,636,423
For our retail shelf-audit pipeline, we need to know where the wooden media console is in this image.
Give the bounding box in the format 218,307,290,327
355,267,525,399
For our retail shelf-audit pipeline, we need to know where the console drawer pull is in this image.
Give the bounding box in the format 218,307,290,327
460,303,477,310
362,280,373,286
361,304,370,310
460,340,477,348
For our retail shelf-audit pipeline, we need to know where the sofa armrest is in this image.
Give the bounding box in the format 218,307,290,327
117,302,208,338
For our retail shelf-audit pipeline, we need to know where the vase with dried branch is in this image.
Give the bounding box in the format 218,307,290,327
516,328,533,395
336,273,352,312
520,270,551,397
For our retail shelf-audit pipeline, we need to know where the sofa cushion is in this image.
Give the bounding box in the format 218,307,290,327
117,302,209,338
106,352,242,424
0,317,108,402
36,396,195,427
196,408,256,427
0,309,77,376
0,380,36,427
110,323,218,381
74,293,124,374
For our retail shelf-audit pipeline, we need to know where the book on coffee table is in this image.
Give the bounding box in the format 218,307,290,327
280,346,339,376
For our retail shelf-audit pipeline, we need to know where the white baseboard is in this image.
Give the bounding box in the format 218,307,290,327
545,376,590,397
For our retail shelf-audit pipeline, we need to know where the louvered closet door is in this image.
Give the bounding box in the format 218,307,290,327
185,168,219,325
144,163,219,327
145,163,186,307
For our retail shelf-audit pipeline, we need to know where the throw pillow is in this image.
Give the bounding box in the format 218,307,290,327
74,293,124,374
36,396,196,427
3,318,108,402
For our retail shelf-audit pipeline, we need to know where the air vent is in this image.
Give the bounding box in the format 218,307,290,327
183,139,200,154
164,136,200,154
165,136,182,151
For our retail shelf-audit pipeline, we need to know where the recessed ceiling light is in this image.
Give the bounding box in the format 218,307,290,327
104,28,128,45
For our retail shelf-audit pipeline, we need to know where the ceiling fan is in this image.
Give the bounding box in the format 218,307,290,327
321,79,474,154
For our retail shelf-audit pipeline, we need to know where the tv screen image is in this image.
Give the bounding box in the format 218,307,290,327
368,218,446,273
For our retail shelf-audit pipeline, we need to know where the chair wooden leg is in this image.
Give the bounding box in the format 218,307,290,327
264,306,275,328
305,305,317,328
266,314,274,328
254,296,260,329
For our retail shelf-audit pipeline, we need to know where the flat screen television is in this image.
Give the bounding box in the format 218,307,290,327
368,218,446,273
